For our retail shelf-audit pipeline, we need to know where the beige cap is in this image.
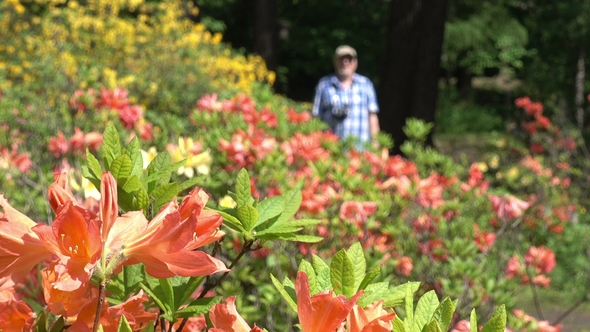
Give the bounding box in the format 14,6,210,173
334,45,357,59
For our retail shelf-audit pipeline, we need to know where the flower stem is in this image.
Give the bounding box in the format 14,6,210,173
92,281,106,332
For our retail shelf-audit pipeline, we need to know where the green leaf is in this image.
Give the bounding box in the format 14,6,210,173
145,152,177,194
432,297,455,331
413,290,439,332
330,249,356,298
298,260,317,294
393,316,405,332
405,282,414,327
110,154,133,180
254,195,285,229
117,315,133,332
152,182,179,212
237,205,259,231
84,148,103,186
346,242,366,291
176,296,222,318
158,278,175,313
255,233,322,242
311,255,332,291
480,305,506,332
125,137,143,177
102,123,121,169
276,219,322,227
276,189,302,223
270,274,298,313
470,309,478,332
358,264,380,291
382,282,420,307
422,320,442,332
136,187,150,213
175,277,205,310
140,282,167,313
214,208,246,232
358,282,389,306
49,316,66,332
235,169,251,207
33,310,48,332
253,225,303,236
178,176,201,192
122,175,143,193
123,265,144,297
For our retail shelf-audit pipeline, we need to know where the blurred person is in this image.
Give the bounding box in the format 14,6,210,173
312,45,380,150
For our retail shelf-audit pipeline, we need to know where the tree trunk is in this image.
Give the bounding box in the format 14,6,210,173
253,0,278,73
575,50,585,132
378,0,449,155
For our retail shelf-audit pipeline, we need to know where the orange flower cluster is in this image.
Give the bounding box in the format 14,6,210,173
505,246,556,288
48,128,103,158
69,88,153,140
0,172,227,329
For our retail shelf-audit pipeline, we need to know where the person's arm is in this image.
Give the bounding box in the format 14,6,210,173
369,112,380,139
366,80,380,141
312,81,323,118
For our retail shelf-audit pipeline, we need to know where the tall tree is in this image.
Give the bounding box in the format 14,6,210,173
378,0,449,155
253,0,278,72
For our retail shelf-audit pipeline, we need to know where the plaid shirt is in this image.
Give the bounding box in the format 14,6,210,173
312,73,379,149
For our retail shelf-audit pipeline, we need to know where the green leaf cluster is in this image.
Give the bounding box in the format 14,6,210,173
214,168,323,243
82,123,198,217
272,242,507,332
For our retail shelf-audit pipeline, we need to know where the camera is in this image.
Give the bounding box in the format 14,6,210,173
330,93,350,120
331,105,349,119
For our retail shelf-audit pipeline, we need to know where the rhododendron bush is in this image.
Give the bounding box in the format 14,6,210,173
0,126,509,331
1,91,580,331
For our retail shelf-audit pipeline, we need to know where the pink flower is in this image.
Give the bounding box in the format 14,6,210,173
488,194,530,219
450,320,471,332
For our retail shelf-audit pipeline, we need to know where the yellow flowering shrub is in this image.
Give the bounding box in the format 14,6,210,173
0,0,274,113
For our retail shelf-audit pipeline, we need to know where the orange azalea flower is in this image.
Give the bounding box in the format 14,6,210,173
33,201,102,291
346,300,396,332
111,186,228,278
209,296,264,332
396,257,413,277
0,299,34,331
47,171,77,214
70,290,157,331
0,195,52,291
525,246,556,273
296,271,363,332
41,262,97,318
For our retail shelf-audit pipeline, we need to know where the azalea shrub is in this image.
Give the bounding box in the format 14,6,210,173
0,126,509,332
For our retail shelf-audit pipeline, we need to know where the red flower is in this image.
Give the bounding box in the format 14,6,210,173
287,108,311,123
530,143,545,154
396,257,413,276
48,131,70,158
505,255,522,279
525,246,556,273
535,114,551,129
